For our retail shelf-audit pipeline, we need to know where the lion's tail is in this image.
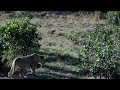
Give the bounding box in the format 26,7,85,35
8,60,16,77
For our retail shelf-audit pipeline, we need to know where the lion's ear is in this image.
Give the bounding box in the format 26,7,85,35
40,56,44,59
33,53,36,55
31,53,37,56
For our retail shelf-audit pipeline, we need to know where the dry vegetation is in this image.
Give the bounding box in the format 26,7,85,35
0,11,119,79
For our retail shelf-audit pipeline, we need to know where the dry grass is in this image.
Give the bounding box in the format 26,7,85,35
0,11,106,79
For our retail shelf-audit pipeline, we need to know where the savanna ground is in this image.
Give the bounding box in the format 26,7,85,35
0,11,107,79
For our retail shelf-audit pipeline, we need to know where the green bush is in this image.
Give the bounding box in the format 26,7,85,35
78,24,120,79
0,17,42,66
106,11,120,25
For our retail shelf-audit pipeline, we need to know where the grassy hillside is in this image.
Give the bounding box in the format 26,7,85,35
0,11,119,79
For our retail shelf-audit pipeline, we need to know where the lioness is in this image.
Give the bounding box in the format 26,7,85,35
8,53,45,78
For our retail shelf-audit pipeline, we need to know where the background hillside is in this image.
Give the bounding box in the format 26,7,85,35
0,11,119,79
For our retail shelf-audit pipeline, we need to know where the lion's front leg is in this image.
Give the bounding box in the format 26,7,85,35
30,66,36,75
20,68,27,78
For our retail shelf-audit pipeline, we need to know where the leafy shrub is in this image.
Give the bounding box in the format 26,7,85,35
0,17,42,66
78,24,120,79
106,11,120,25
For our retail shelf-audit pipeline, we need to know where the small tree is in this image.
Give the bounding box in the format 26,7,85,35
0,17,42,64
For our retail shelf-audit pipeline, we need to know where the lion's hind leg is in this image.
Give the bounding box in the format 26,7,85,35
20,68,28,79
